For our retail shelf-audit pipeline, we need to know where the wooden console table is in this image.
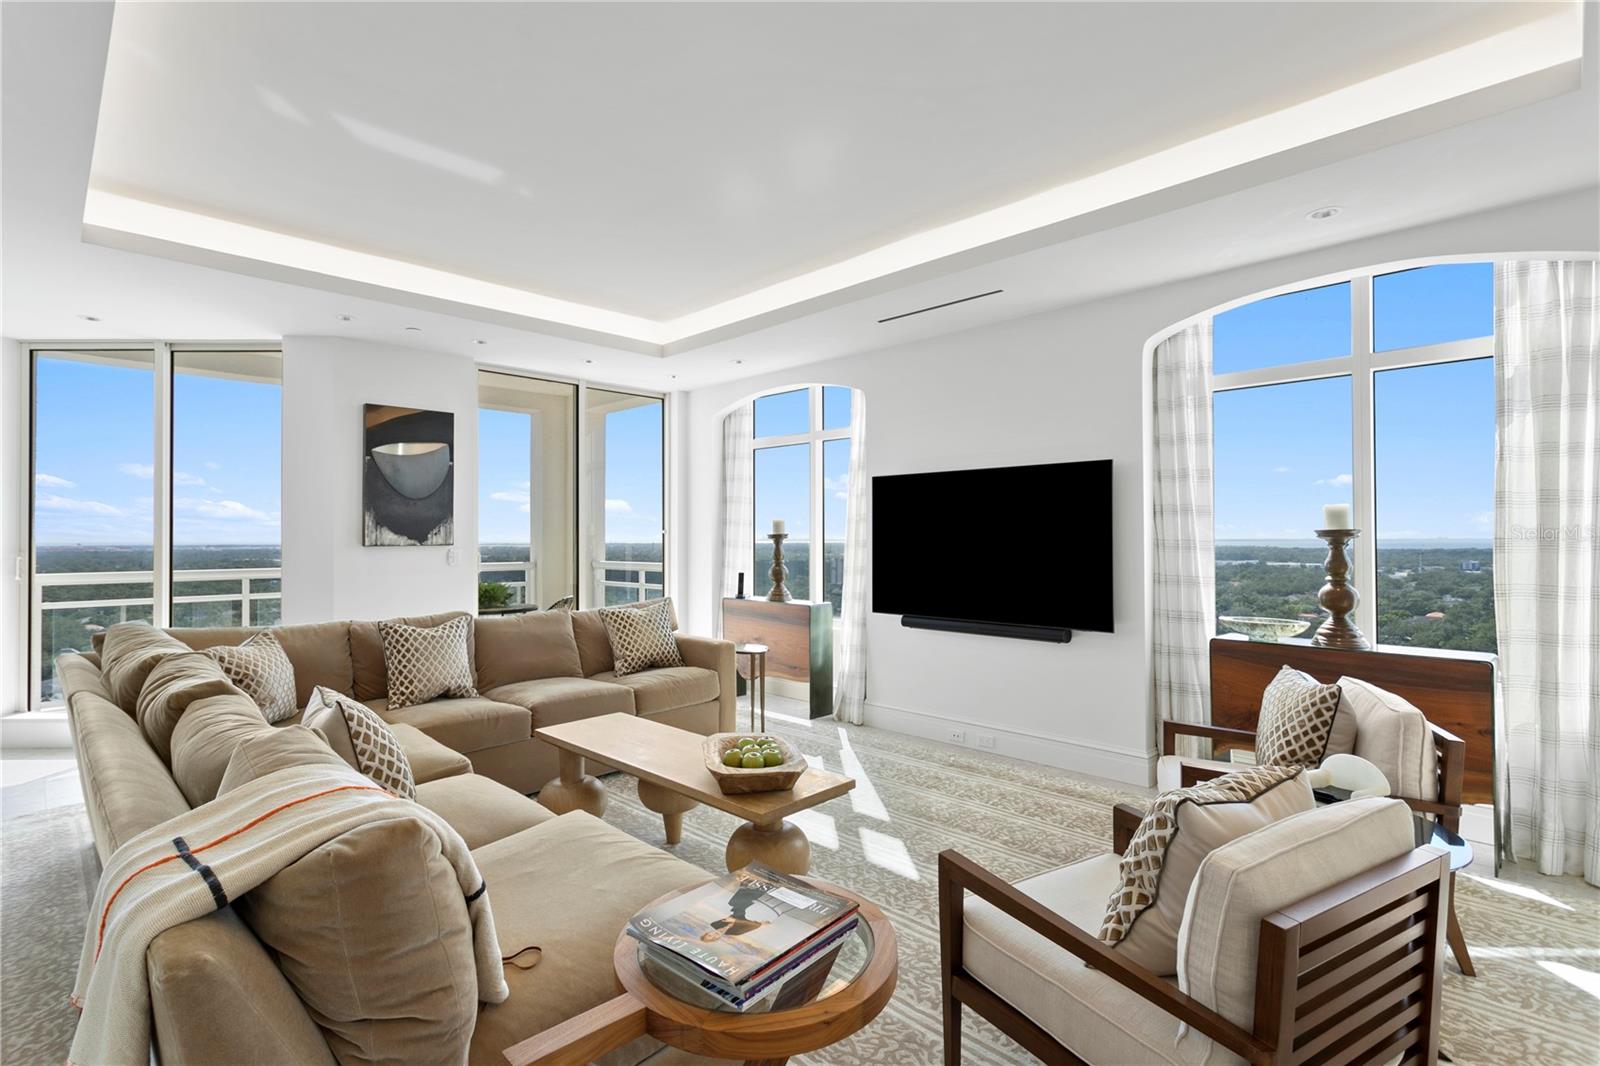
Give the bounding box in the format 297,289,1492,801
722,598,833,719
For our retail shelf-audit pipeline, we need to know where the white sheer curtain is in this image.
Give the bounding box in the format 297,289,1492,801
1151,323,1216,758
715,402,753,637
834,390,869,724
1494,260,1599,885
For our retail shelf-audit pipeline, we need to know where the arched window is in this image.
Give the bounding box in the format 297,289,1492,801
1210,261,1496,652
749,385,853,613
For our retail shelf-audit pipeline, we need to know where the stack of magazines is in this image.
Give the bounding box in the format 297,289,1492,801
626,863,861,1011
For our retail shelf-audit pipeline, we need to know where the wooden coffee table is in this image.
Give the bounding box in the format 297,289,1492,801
535,713,854,875
503,878,897,1066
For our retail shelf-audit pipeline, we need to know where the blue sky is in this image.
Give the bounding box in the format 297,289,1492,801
1213,262,1494,543
751,387,852,548
34,356,282,547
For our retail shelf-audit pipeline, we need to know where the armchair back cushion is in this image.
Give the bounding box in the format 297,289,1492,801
1176,797,1414,1050
1338,676,1439,799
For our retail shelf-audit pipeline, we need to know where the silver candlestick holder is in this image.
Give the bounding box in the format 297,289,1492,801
766,532,792,602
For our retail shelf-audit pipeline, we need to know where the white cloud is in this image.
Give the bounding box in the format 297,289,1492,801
36,493,121,515
605,498,632,514
1272,466,1291,474
203,461,222,471
1470,511,1493,527
491,489,530,514
34,473,75,488
174,471,206,486
1315,473,1353,487
117,462,154,479
174,497,271,521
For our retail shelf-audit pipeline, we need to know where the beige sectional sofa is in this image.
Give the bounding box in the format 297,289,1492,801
61,605,737,1066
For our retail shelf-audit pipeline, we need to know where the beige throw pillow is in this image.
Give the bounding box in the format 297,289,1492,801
101,622,192,714
379,615,478,709
205,630,298,723
1254,666,1342,768
599,598,683,676
1099,764,1313,975
303,686,417,800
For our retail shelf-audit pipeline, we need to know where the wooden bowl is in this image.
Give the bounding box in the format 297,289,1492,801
703,732,807,795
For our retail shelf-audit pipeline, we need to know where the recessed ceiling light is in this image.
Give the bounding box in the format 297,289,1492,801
336,313,354,322
473,339,487,345
1306,206,1343,221
585,359,595,365
78,314,101,322
404,326,422,332
733,359,744,365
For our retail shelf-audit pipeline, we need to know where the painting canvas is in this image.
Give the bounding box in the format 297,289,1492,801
363,404,454,546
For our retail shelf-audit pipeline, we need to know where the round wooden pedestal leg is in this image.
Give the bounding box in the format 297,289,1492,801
635,781,698,846
725,818,811,875
539,751,607,817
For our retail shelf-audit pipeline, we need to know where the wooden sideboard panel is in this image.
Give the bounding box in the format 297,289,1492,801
1210,636,1496,804
722,598,834,719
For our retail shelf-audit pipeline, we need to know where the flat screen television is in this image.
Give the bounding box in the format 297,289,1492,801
872,459,1112,635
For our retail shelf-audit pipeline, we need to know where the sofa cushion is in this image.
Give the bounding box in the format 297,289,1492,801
1254,666,1342,769
474,611,584,691
599,599,683,676
370,696,531,753
483,677,635,728
217,725,351,796
391,722,473,784
414,773,554,849
101,622,192,714
68,689,193,863
571,601,678,677
135,652,240,763
467,812,707,1066
1177,798,1415,1055
169,692,274,806
205,630,300,723
1102,765,1312,976
304,686,417,799
350,611,474,703
589,667,718,716
170,620,355,707
1340,676,1438,800
963,853,1186,1065
238,815,481,1066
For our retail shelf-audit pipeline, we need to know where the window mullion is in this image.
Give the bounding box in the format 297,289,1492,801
1349,279,1378,643
809,387,823,602
153,343,173,630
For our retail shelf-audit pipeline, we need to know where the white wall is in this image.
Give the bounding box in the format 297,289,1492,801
678,187,1598,786
281,336,477,623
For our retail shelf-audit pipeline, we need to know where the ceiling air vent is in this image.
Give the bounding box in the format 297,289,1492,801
877,289,1003,324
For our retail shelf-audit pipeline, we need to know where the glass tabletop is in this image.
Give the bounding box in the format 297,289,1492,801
1415,814,1474,872
636,917,874,1014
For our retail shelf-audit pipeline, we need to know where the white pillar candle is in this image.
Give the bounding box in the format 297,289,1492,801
771,518,786,535
1322,504,1352,529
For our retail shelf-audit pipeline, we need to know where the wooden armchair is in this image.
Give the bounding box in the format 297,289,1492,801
939,799,1450,1066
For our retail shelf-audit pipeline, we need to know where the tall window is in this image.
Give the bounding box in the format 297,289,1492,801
1211,262,1496,653
30,347,282,709
584,389,665,606
751,385,852,614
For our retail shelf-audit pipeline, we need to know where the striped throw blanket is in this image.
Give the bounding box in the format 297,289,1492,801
68,763,509,1066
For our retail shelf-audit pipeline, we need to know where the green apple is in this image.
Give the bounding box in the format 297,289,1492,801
741,753,765,769
762,750,784,767
722,750,744,768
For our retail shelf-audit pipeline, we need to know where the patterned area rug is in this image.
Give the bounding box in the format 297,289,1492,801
2,717,1594,1065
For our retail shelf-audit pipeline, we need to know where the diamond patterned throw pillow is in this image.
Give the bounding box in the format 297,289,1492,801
303,686,415,799
599,599,683,676
204,630,298,723
1255,666,1342,768
1099,764,1305,949
378,615,478,710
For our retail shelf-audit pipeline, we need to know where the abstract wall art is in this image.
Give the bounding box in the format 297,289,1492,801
362,403,454,546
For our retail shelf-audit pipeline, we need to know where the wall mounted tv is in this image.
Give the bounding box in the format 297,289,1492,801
872,459,1112,642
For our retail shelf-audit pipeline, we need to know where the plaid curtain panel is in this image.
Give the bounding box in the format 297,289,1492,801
1151,323,1216,759
1494,259,1600,886
835,389,869,725
716,402,754,637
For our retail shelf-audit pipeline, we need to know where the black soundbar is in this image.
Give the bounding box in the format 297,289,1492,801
900,615,1072,644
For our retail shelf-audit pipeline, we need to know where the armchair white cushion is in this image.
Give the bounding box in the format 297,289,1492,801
1338,677,1438,800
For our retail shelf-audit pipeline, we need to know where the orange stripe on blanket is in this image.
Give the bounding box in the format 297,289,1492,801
94,783,385,959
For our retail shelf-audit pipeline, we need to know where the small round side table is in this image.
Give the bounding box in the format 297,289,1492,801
734,643,768,731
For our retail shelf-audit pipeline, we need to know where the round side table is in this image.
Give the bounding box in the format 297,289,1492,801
614,878,897,1066
734,643,768,731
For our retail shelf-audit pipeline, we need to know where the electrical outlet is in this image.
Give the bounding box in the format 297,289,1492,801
946,729,967,745
445,548,458,566
977,734,996,749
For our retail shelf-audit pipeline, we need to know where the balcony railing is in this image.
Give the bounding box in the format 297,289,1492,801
33,567,282,708
478,558,664,609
